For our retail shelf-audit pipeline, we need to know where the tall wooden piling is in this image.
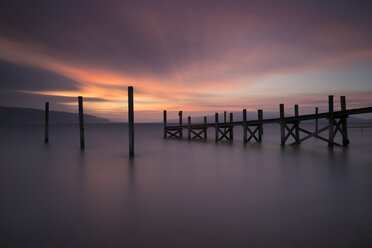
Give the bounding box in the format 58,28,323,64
78,96,85,149
204,116,207,140
44,102,49,144
315,107,319,132
229,113,233,140
294,105,300,143
179,111,183,138
328,95,334,148
340,96,349,146
188,116,191,140
128,86,134,157
163,110,167,139
243,109,247,143
215,113,219,142
258,109,263,141
280,104,285,145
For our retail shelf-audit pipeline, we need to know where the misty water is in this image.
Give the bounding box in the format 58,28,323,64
1,123,372,247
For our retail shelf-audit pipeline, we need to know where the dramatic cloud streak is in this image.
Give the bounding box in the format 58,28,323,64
0,0,372,121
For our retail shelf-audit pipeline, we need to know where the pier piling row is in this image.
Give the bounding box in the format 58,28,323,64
163,95,372,147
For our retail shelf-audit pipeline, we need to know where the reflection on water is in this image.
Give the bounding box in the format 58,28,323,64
0,123,371,247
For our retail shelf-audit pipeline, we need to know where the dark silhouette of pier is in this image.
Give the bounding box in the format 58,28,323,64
163,95,372,147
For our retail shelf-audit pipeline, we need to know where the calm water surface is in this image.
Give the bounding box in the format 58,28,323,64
0,123,372,247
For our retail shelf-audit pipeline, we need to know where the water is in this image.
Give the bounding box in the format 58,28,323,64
1,123,372,247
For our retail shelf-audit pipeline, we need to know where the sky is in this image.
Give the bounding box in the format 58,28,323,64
0,0,372,122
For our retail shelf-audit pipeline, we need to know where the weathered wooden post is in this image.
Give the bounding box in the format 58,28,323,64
128,86,134,157
243,109,247,144
280,104,285,145
44,102,49,144
229,112,233,140
204,116,207,140
315,107,319,132
215,113,219,142
163,110,167,139
188,116,191,140
78,96,85,149
328,95,334,148
258,109,263,141
294,105,300,143
340,96,349,146
224,111,227,133
178,111,183,138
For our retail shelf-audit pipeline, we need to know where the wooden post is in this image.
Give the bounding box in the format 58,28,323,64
78,96,85,149
188,116,191,140
328,95,334,148
340,96,349,146
224,111,227,133
243,109,247,143
258,109,263,142
229,112,233,140
204,116,207,140
163,110,167,139
44,102,49,144
178,111,183,138
280,104,285,145
128,86,134,157
315,107,319,132
215,113,219,142
294,105,300,143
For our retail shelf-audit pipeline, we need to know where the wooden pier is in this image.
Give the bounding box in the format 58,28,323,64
163,95,372,147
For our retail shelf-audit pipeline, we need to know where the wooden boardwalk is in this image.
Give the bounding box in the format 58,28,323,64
164,95,372,147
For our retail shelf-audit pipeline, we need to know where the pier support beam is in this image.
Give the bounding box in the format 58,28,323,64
215,113,219,142
204,116,208,140
229,113,234,140
258,109,263,141
328,95,334,148
243,109,247,143
44,102,49,144
163,110,167,139
179,111,183,139
315,107,319,132
188,116,191,140
280,104,285,145
78,96,85,150
128,86,134,157
294,105,300,144
340,96,349,146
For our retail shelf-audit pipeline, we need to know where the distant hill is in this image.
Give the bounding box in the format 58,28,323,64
0,106,109,124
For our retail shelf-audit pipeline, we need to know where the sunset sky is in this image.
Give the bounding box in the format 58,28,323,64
1,0,372,122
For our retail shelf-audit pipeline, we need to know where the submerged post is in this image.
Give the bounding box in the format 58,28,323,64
229,112,233,140
258,109,263,141
280,104,285,145
204,116,207,140
178,111,183,138
188,116,191,140
163,110,167,139
243,109,247,143
294,105,300,143
215,113,219,142
44,102,49,144
340,96,349,146
315,107,319,132
328,95,334,148
128,86,134,157
78,96,85,149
